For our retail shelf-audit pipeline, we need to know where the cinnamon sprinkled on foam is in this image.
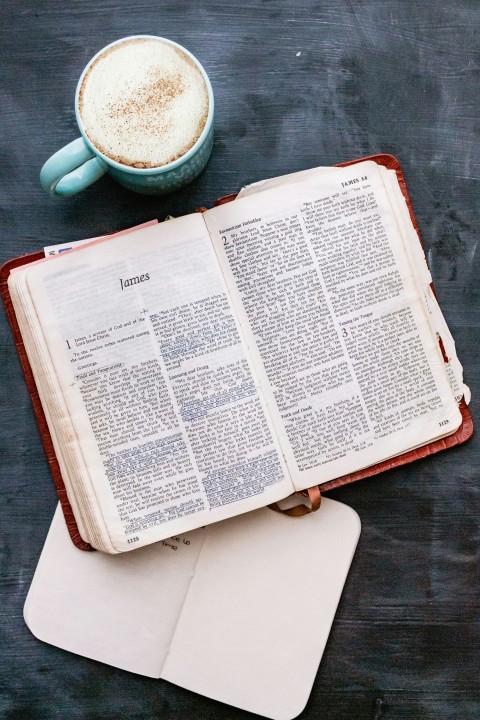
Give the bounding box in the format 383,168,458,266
78,38,209,168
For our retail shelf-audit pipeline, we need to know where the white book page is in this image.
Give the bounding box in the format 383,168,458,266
204,161,461,491
24,499,360,719
379,166,470,404
43,219,158,255
22,215,292,552
236,165,334,198
24,505,206,678
239,162,469,406
162,498,360,719
8,267,100,544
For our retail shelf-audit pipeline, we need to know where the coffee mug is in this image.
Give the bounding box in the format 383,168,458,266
40,36,214,197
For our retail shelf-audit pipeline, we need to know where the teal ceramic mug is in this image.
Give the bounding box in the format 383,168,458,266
40,36,214,197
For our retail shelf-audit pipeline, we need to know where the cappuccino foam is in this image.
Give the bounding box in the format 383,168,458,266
78,38,209,168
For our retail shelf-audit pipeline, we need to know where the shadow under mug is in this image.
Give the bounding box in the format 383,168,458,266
40,36,214,197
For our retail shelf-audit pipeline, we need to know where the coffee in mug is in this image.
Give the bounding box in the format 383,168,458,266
78,37,209,169
40,36,214,196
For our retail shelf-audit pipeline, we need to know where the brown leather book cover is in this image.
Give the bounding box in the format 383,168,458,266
1,154,473,550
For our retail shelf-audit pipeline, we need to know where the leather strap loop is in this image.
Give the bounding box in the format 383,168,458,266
268,486,322,517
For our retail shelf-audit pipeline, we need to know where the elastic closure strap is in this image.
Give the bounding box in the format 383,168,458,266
268,485,322,517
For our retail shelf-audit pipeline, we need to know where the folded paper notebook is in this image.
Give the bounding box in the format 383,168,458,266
25,497,361,720
1,155,473,553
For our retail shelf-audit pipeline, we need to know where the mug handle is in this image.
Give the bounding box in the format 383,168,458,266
40,138,107,197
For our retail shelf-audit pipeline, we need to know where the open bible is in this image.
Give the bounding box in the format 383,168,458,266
3,155,472,553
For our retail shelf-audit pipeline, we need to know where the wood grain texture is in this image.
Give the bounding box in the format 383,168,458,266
0,1,478,719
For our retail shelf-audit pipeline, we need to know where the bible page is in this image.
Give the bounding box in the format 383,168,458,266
19,215,292,552
379,166,470,405
7,222,161,549
204,161,461,490
239,162,470,407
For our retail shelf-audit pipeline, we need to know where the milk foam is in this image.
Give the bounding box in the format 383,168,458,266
78,38,209,168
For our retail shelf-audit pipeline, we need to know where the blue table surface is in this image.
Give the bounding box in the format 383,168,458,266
1,2,478,719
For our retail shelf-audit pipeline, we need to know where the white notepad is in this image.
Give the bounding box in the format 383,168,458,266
25,498,360,720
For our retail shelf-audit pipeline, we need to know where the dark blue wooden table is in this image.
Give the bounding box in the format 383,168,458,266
1,2,478,718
